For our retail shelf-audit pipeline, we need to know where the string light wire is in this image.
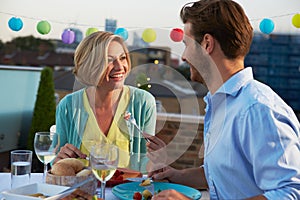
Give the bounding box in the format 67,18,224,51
0,10,298,29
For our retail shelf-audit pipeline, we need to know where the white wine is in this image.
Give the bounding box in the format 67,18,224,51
11,161,31,175
36,152,56,164
92,165,117,182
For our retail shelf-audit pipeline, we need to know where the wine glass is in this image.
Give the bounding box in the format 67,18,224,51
34,131,60,182
90,143,119,199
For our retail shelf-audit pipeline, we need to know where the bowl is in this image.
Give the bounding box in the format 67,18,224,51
1,183,70,200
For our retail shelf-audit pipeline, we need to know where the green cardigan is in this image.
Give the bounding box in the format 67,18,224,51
55,85,157,172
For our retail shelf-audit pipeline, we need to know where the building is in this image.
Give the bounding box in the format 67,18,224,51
105,18,117,33
245,33,300,114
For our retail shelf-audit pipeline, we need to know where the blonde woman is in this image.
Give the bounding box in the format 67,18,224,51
54,31,156,172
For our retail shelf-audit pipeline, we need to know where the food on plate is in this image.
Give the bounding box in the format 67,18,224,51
133,191,142,200
51,158,85,176
139,178,151,186
61,189,101,200
107,168,143,187
27,193,47,198
142,189,153,200
111,169,124,181
132,189,153,200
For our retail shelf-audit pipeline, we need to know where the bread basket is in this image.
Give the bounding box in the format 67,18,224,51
46,169,97,195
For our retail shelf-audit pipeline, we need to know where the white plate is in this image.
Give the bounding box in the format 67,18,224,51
1,183,70,200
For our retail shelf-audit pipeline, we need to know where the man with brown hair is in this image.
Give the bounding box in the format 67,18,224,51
148,0,300,199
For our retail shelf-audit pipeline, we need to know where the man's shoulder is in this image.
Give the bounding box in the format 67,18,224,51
238,80,292,115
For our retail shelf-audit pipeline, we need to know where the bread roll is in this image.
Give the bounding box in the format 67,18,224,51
58,158,85,172
51,162,76,176
51,158,84,176
76,169,92,177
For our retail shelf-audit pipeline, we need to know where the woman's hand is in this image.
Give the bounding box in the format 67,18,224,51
53,143,87,164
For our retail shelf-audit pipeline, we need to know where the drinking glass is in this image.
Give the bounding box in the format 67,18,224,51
10,150,32,188
90,144,119,199
34,131,60,182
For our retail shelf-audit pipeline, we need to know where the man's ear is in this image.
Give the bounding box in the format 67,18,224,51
202,33,214,54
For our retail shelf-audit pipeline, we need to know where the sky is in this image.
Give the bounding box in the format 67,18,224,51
0,0,299,56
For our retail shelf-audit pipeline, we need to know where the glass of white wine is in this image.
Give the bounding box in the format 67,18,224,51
34,131,60,182
90,143,119,199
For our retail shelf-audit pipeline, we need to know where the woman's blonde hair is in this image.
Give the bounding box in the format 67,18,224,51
73,31,131,86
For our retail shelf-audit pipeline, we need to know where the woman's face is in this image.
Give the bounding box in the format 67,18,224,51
99,40,129,89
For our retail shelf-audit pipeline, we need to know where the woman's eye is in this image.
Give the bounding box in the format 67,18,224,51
108,58,114,63
120,56,126,61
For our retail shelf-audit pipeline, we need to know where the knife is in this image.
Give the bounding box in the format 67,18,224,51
126,177,153,182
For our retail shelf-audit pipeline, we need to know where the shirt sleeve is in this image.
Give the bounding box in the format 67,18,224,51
239,103,300,199
55,96,70,150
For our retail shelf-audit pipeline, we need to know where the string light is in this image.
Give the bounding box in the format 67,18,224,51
142,28,157,43
1,11,299,43
259,18,275,34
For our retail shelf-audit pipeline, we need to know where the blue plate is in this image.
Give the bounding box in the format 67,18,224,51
112,182,202,200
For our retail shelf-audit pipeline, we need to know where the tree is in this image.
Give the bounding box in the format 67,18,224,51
27,67,56,172
27,67,56,151
5,36,55,52
0,39,4,51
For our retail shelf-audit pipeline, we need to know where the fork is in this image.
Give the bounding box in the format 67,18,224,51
124,112,151,143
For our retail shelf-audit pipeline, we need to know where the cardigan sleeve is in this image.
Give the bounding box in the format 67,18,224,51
55,96,70,150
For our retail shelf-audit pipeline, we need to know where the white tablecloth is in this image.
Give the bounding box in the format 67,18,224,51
0,173,209,199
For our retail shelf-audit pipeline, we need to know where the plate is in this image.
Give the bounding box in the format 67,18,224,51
112,182,202,200
106,168,142,187
1,183,70,200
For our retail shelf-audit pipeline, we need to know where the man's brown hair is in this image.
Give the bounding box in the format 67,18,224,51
180,0,253,59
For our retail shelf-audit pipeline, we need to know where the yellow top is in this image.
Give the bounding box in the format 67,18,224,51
80,86,131,167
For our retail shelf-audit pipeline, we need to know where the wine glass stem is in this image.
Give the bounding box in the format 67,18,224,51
43,163,47,183
101,181,106,199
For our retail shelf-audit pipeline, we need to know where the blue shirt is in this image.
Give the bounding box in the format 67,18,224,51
203,67,300,199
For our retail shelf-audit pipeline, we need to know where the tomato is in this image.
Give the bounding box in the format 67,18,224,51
133,192,142,200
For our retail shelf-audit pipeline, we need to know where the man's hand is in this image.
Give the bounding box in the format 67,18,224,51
145,134,169,172
53,143,87,164
148,166,181,183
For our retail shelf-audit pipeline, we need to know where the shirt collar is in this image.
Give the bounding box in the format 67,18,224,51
217,67,254,96
204,67,254,102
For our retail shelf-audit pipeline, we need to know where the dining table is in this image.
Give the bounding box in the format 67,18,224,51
0,173,210,199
